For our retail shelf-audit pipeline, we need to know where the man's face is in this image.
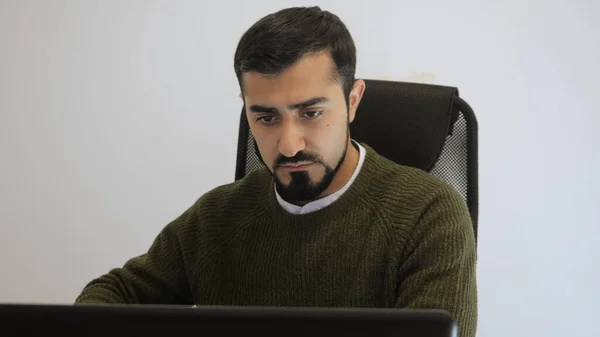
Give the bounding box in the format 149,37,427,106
241,51,356,204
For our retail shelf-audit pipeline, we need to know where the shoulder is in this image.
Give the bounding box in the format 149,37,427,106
190,168,272,215
362,146,471,236
363,148,474,260
194,169,272,209
390,163,464,206
365,147,466,212
166,168,273,242
386,164,473,253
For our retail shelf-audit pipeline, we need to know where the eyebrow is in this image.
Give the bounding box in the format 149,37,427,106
249,97,328,114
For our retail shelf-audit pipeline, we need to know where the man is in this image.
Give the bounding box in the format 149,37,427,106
76,6,477,337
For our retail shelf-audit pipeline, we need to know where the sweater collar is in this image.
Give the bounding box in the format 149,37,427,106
265,142,388,225
275,140,366,215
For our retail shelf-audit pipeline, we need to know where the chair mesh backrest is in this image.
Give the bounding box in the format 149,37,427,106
235,80,478,243
430,112,468,200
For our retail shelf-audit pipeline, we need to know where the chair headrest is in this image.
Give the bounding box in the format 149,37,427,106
351,79,459,171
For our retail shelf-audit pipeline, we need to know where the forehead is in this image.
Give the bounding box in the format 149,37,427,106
241,52,342,105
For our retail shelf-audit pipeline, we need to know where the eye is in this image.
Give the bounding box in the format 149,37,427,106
257,115,276,125
303,111,323,119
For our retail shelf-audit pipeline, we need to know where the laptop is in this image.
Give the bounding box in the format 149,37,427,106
0,303,457,337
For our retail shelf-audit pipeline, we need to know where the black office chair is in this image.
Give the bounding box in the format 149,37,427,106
234,79,478,245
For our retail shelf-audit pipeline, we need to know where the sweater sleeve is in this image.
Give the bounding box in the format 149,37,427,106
395,187,478,337
74,208,195,305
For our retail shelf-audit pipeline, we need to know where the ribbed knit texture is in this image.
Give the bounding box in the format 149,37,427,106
75,144,477,337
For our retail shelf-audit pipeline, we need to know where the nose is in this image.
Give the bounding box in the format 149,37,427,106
278,120,305,158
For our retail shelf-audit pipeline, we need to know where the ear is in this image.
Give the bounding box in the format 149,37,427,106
348,79,366,123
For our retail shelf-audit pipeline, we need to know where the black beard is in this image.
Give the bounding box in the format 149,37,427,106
253,131,350,205
274,148,346,204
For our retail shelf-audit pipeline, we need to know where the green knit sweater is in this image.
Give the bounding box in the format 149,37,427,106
75,144,477,337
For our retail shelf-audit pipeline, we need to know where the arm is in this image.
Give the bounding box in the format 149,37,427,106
395,187,477,337
75,209,195,305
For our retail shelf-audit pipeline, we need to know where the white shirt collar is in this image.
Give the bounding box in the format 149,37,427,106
275,141,366,215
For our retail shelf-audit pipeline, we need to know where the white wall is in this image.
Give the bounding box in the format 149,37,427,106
1,1,598,336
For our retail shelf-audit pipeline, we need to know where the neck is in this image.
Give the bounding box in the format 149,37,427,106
316,140,360,199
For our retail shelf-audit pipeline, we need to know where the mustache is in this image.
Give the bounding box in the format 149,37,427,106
273,151,322,168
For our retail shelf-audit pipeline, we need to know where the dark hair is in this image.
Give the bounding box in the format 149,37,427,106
234,6,357,101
